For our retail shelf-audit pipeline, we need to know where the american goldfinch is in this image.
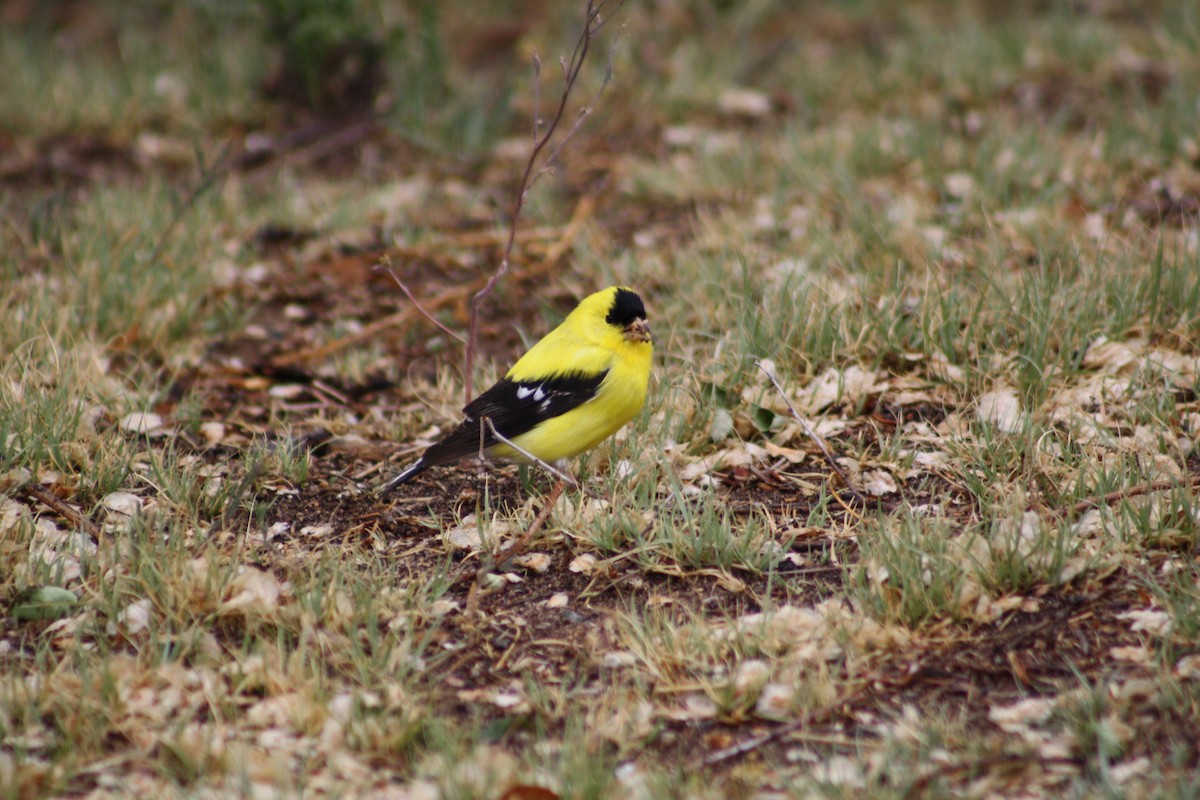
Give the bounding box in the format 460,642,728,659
379,286,653,491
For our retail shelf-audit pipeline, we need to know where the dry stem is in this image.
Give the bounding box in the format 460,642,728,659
450,478,566,588
756,360,865,501
463,0,625,403
376,256,465,343
18,482,102,541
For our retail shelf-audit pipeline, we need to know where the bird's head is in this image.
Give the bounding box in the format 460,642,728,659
604,287,652,345
565,286,652,350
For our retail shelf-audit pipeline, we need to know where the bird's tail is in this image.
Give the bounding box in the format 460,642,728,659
377,459,427,494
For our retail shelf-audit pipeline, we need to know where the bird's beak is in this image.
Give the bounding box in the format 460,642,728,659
625,318,653,344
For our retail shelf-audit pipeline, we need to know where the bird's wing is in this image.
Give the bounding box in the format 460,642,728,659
420,370,608,466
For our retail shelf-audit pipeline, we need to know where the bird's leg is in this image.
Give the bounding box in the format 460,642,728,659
477,414,490,460
482,418,581,489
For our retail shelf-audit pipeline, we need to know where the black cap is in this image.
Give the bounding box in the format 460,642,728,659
606,288,647,327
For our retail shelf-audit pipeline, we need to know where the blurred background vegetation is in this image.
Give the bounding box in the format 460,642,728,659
5,2,1200,797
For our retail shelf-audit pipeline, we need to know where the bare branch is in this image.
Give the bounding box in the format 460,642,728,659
755,360,865,501
449,478,566,588
18,481,102,541
533,107,592,186
532,54,543,143
1054,474,1200,519
376,256,465,343
533,17,624,187
463,0,626,403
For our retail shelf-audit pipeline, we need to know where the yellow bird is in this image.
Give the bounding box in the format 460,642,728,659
379,286,653,491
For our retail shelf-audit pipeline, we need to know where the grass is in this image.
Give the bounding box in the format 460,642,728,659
4,0,1200,797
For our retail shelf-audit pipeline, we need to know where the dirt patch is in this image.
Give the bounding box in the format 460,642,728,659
0,133,141,187
659,573,1168,777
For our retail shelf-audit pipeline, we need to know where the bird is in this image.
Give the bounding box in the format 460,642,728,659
378,286,653,492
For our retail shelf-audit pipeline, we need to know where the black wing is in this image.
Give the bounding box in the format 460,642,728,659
420,371,607,467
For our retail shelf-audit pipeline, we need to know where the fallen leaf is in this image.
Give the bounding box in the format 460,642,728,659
1110,757,1151,784
861,470,898,496
221,568,282,615
429,599,459,617
988,697,1054,732
119,412,165,435
977,388,1024,433
268,383,307,399
733,659,770,692
490,692,524,709
602,651,638,668
199,421,226,446
943,172,976,198
513,553,551,573
1174,654,1200,678
11,586,78,621
0,467,31,494
805,366,886,412
568,554,596,574
810,756,865,787
717,87,771,117
756,683,796,720
110,598,153,636
445,524,481,552
660,694,718,721
1082,336,1140,373
1117,608,1172,636
101,492,142,517
709,408,735,441
1109,646,1151,664
763,441,806,463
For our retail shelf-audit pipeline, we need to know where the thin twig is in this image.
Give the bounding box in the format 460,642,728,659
449,478,565,588
237,116,376,176
464,0,625,404
531,53,543,143
531,25,624,189
488,478,564,570
1054,474,1200,519
309,379,352,406
695,653,937,770
147,145,230,266
778,565,844,576
18,482,102,540
376,256,465,343
272,281,472,367
755,360,864,502
695,683,871,769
